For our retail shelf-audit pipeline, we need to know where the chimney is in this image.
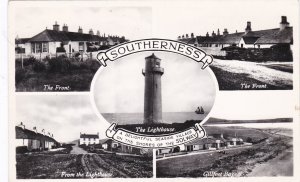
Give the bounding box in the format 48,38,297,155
186,34,189,38
178,35,181,40
182,34,185,38
245,21,252,34
18,122,25,130
212,31,216,37
53,21,60,31
236,30,238,33
33,126,38,133
42,129,45,135
191,33,194,38
97,30,100,36
62,24,68,32
217,29,220,36
280,16,290,30
78,26,83,34
206,32,209,37
223,28,229,35
89,29,94,35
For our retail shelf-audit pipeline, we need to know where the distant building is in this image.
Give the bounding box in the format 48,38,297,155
15,122,58,151
15,21,128,59
156,134,248,156
177,16,293,56
79,133,100,146
99,138,144,155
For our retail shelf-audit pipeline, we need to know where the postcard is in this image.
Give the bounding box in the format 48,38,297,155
8,0,299,181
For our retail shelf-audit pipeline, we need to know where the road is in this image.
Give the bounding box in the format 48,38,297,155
70,145,88,154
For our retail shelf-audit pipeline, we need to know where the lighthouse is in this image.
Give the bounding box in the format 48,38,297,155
142,53,164,124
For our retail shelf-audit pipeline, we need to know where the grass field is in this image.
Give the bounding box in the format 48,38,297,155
16,153,153,179
156,127,293,177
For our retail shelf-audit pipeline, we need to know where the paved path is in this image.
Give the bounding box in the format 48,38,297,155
70,145,88,154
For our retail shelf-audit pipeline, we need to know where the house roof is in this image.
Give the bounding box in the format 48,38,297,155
242,36,260,44
15,38,30,44
193,27,293,45
15,126,58,143
80,133,99,139
29,29,125,43
99,138,111,144
186,138,217,145
254,27,293,44
16,126,37,139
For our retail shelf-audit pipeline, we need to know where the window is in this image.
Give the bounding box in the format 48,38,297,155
79,42,84,51
36,43,42,53
42,43,48,52
155,62,160,67
31,43,35,53
241,44,244,48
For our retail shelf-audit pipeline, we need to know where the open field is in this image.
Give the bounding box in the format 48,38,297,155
156,127,293,177
210,59,293,90
16,152,152,178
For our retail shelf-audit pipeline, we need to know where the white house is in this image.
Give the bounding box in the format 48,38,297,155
15,22,128,59
79,133,100,146
15,122,58,151
178,16,293,54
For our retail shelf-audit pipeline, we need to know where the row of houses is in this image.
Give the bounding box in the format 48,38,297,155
178,16,293,56
15,21,128,59
79,133,145,155
15,122,59,152
156,134,251,156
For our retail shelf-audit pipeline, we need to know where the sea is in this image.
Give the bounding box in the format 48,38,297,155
101,112,208,125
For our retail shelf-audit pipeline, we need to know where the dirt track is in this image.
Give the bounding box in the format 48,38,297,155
81,154,129,178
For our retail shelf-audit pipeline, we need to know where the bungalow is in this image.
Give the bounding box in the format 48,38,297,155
15,22,128,59
15,122,58,151
99,138,143,155
79,133,100,146
178,16,293,56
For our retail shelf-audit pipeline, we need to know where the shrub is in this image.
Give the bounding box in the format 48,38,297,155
33,61,46,72
48,58,71,73
15,67,27,84
16,146,28,154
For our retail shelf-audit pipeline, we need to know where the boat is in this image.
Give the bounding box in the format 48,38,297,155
195,106,205,114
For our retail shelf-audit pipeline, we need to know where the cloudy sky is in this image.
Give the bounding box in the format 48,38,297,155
13,1,297,40
15,95,110,143
92,52,216,113
14,6,152,40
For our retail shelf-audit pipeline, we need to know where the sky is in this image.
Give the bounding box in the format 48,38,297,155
15,95,110,143
14,7,152,40
92,52,217,113
13,1,297,40
15,90,294,143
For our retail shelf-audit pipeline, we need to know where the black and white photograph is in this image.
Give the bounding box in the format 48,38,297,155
92,52,217,134
14,6,151,91
13,1,296,92
156,92,294,177
6,0,300,182
14,95,153,179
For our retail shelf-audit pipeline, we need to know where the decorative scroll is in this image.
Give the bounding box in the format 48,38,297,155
97,39,213,69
